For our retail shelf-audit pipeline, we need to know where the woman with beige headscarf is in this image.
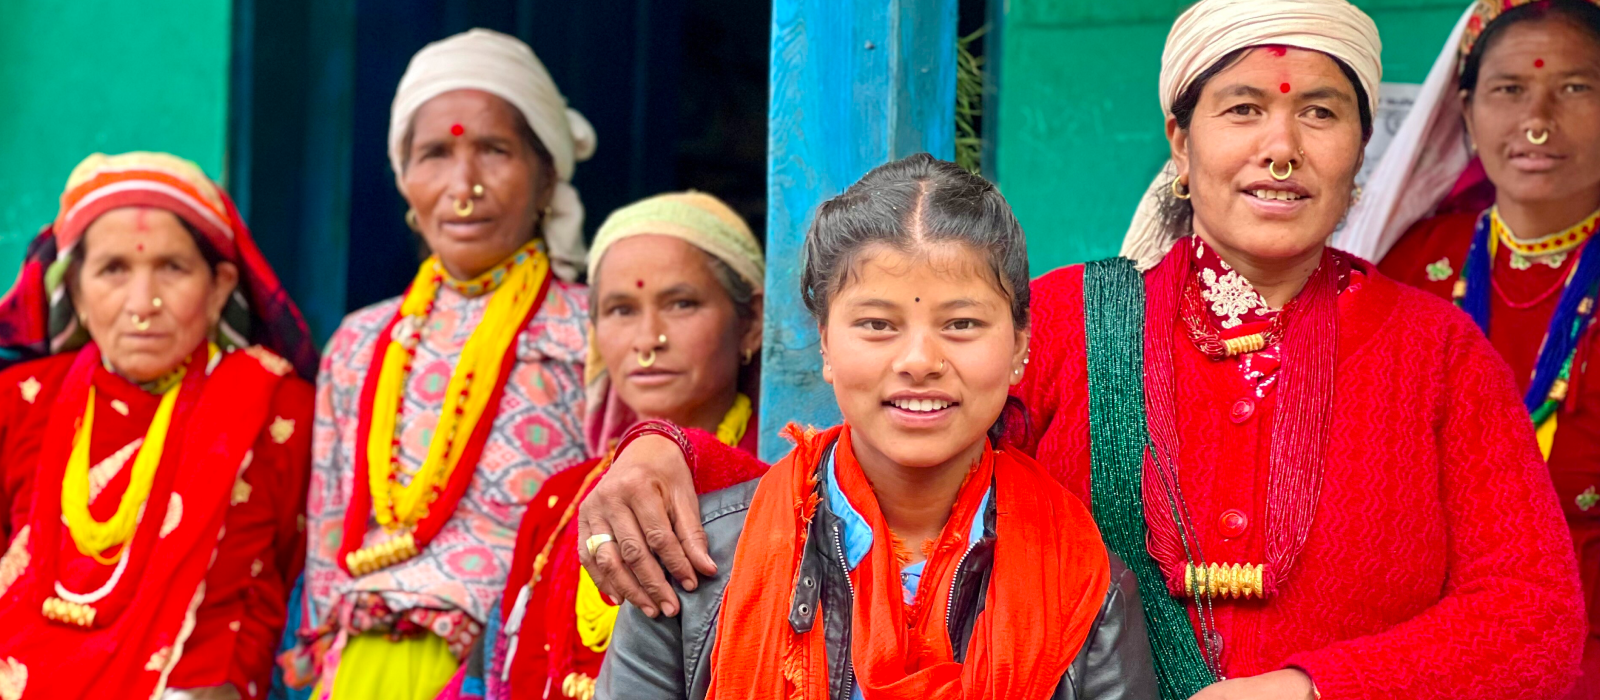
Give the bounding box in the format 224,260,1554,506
283,29,597,699
575,1,1586,698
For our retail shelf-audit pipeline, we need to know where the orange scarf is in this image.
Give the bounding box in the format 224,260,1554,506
707,425,1110,700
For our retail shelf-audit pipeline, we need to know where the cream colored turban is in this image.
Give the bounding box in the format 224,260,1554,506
388,28,597,282
1121,0,1383,270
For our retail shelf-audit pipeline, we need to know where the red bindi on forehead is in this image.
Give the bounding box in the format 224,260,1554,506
636,279,645,288
1280,82,1292,93
450,123,465,137
1264,45,1288,57
1535,58,1546,68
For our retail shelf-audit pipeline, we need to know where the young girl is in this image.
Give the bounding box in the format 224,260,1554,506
592,154,1156,700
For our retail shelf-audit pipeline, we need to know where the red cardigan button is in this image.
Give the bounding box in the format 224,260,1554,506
1229,398,1255,423
1219,509,1249,539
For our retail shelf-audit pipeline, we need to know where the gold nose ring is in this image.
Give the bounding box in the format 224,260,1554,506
453,199,474,217
131,314,151,331
1527,129,1550,145
1269,161,1293,181
637,348,657,367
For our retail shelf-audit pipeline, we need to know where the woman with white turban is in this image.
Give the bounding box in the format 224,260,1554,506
284,29,597,699
574,1,1586,698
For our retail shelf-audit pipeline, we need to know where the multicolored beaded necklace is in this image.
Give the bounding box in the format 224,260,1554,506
340,240,552,577
1456,207,1600,457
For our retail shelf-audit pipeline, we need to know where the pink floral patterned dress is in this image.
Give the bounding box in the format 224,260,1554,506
288,276,591,688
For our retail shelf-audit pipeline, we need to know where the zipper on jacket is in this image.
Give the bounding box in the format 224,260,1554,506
943,538,979,637
832,521,856,700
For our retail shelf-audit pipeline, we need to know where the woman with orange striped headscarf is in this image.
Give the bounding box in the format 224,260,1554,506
0,151,318,700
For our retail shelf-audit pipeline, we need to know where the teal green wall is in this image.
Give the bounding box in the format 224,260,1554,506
993,0,1465,273
0,0,231,274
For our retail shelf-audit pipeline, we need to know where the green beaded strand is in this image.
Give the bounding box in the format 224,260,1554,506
1084,258,1216,699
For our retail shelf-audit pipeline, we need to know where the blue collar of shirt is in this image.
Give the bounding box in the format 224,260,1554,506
823,444,991,572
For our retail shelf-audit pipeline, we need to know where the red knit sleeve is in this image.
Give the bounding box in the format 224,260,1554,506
1010,266,1093,497
1284,320,1587,699
683,427,769,493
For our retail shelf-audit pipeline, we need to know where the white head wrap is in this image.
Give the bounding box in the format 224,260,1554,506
1337,6,1475,261
1121,0,1383,269
388,28,597,282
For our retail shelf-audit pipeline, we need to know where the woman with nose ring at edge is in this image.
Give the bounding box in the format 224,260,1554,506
574,1,1588,698
283,29,596,700
593,153,1157,700
0,151,320,700
1352,2,1600,695
431,191,770,700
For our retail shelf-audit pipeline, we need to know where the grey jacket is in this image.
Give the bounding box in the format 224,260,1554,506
596,475,1159,700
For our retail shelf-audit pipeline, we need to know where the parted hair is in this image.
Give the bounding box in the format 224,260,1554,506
798,153,1030,329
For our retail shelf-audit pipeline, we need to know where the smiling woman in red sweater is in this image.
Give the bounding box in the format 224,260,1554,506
573,1,1587,699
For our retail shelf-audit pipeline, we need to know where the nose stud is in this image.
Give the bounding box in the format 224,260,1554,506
472,184,485,198
1527,129,1550,145
1268,161,1293,181
151,297,163,309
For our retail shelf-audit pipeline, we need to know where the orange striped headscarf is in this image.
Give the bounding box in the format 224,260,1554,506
54,152,238,259
0,152,317,379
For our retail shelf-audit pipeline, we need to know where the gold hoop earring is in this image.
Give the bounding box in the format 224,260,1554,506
1269,161,1293,181
472,184,485,198
742,348,755,365
453,199,474,217
637,348,657,368
1526,129,1550,145
405,209,420,232
1352,184,1364,204
1171,178,1191,200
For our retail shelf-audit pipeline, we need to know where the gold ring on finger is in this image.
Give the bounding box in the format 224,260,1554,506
585,533,616,558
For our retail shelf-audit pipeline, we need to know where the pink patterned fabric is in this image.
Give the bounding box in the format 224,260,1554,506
295,279,590,680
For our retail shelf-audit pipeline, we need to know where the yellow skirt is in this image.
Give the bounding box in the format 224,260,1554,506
313,634,459,700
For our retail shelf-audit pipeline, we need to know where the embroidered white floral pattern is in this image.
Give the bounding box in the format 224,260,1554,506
1199,263,1267,329
0,656,26,700
0,527,29,597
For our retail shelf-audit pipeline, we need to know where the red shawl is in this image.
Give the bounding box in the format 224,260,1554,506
0,343,289,699
706,424,1110,699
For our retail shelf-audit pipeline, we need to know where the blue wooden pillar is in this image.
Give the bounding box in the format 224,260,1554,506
759,0,958,462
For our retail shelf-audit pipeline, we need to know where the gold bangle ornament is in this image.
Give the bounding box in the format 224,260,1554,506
584,533,615,558
1222,333,1266,357
343,531,420,577
42,596,96,627
1527,129,1550,145
453,198,474,217
1171,177,1191,200
1183,561,1265,599
1269,160,1293,181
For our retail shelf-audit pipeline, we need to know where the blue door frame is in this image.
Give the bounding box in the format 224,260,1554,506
759,0,959,461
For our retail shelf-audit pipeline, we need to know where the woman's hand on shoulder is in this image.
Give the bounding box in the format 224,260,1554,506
1189,669,1317,700
576,434,714,618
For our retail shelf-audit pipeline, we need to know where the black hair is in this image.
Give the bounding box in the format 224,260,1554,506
1161,45,1374,236
799,153,1029,329
1460,0,1600,95
799,153,1031,445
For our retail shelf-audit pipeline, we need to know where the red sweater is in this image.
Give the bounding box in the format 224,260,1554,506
1382,212,1600,647
1013,260,1585,699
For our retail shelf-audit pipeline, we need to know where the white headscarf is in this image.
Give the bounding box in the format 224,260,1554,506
1337,6,1476,261
1121,0,1383,269
388,28,597,282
